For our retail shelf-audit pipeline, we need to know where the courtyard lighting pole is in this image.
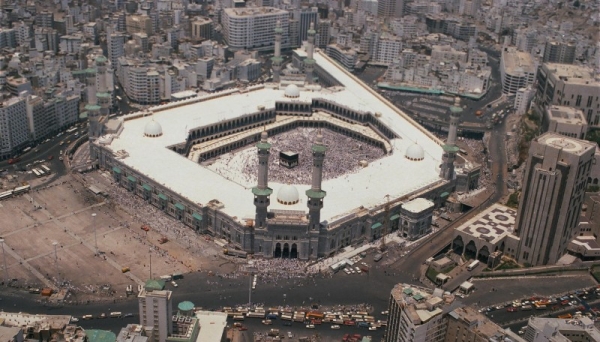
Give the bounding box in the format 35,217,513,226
53,241,59,287
0,238,8,285
92,213,97,256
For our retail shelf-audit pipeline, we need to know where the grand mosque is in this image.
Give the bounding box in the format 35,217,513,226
86,23,475,260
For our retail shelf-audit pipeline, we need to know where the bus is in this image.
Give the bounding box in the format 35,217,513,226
22,147,31,153
41,165,51,173
33,169,41,178
223,248,248,258
110,312,122,318
467,260,480,271
36,169,45,177
66,127,77,133
13,185,31,195
0,191,13,201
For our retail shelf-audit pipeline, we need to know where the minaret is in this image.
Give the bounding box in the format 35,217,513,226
304,22,316,84
306,129,327,232
252,129,273,230
271,20,283,83
440,97,462,180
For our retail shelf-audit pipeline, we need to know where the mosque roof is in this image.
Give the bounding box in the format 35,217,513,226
100,49,445,226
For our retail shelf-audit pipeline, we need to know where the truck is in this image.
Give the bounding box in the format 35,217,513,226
373,254,383,262
8,158,20,164
467,260,480,271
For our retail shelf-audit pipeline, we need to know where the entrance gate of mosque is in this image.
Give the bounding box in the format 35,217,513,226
273,242,298,259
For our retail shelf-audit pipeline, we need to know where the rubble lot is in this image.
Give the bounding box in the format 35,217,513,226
0,174,227,302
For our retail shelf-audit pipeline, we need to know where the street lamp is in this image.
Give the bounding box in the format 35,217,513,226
92,213,97,255
53,241,59,287
0,238,8,285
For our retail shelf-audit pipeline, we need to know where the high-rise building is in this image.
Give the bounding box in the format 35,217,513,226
108,33,126,67
222,7,289,51
499,47,536,95
378,0,404,19
138,280,173,342
0,97,29,160
296,7,318,43
515,133,596,266
191,18,212,42
126,14,153,35
385,284,447,342
543,41,576,64
534,63,600,127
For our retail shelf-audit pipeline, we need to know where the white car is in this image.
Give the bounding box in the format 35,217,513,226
288,332,293,338
171,281,178,287
305,324,315,329
70,317,79,322
331,325,340,329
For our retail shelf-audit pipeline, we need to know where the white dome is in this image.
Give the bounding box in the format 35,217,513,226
405,143,424,161
277,184,300,205
144,120,163,137
284,84,300,98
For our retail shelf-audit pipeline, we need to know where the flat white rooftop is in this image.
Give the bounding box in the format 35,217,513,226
455,203,516,244
195,311,227,342
103,49,444,225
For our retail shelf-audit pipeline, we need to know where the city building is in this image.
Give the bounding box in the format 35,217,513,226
452,203,519,264
500,47,536,95
138,280,173,342
90,46,451,260
514,87,534,115
515,133,596,266
445,306,525,342
543,41,576,64
222,7,289,51
190,18,212,42
398,198,434,240
126,14,153,36
385,284,451,342
523,317,600,341
535,63,600,127
0,96,30,160
325,44,358,71
378,0,404,19
542,105,588,139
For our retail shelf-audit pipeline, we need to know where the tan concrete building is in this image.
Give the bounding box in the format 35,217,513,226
445,306,525,342
126,15,153,36
535,63,600,128
543,105,588,139
138,280,173,342
515,133,596,266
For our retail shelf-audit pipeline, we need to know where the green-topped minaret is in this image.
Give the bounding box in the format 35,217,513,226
252,129,273,230
271,20,283,83
306,129,327,233
304,22,316,85
440,97,462,180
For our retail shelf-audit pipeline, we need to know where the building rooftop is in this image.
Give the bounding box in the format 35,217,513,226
447,306,522,341
87,330,117,342
117,324,148,342
0,312,71,331
537,132,597,157
547,105,587,125
102,49,445,226
527,317,600,342
390,283,455,325
402,198,434,213
501,47,536,75
544,63,600,86
195,311,227,342
455,203,517,244
224,7,288,17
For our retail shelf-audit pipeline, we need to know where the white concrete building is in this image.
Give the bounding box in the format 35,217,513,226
222,7,289,51
514,87,534,115
385,284,448,342
374,34,403,65
543,105,588,139
138,280,173,342
500,47,536,95
0,96,29,160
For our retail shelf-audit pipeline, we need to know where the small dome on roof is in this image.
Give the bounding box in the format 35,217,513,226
277,184,300,205
144,120,163,137
284,84,300,98
405,143,424,161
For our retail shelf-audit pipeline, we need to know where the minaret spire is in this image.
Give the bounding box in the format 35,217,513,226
304,22,316,85
440,97,462,180
272,20,283,83
252,128,273,231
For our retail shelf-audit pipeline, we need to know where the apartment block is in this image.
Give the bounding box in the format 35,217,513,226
535,63,600,127
222,7,289,51
138,280,173,342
